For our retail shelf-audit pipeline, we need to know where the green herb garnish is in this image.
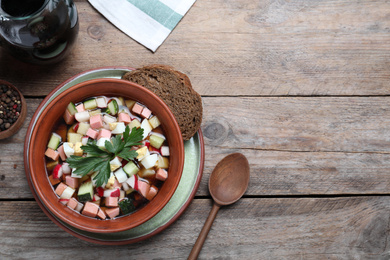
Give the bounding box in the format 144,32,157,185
66,126,144,187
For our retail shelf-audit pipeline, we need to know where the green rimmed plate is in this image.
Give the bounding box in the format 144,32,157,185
24,67,204,244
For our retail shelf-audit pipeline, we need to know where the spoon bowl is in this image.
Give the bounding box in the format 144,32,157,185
188,153,250,260
209,153,250,206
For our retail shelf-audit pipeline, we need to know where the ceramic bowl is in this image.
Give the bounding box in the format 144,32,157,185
26,78,184,233
0,80,27,140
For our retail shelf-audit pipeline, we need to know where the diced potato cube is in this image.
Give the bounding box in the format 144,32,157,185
67,133,83,144
149,116,161,129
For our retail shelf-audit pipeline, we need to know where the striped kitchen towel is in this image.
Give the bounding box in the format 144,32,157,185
88,0,197,52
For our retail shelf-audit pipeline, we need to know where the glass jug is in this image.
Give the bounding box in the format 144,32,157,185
0,0,79,64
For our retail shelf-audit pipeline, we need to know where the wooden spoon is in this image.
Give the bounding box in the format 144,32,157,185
188,153,250,260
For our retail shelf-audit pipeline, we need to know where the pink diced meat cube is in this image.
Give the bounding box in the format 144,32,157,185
105,207,120,219
97,208,106,220
55,182,68,196
140,107,152,119
82,202,99,218
118,113,131,124
155,168,168,181
65,175,79,189
67,198,78,210
105,196,118,207
76,104,85,112
137,180,150,198
63,109,75,125
90,114,103,129
45,148,59,161
146,185,158,201
57,145,66,161
132,103,144,115
86,128,98,139
97,129,111,139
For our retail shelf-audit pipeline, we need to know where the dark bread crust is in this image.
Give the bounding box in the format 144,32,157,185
122,65,202,141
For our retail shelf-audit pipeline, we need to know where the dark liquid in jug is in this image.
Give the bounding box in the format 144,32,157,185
0,0,79,64
1,0,45,17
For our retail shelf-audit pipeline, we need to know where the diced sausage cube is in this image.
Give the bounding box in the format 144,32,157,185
105,196,118,207
118,113,131,124
105,207,120,219
97,208,106,220
55,182,68,196
86,128,98,139
132,103,144,115
57,145,66,161
63,109,75,125
49,174,61,186
67,198,78,210
82,202,99,218
146,185,158,201
90,114,104,129
137,180,150,198
97,129,111,139
76,104,85,112
140,107,152,119
45,148,59,161
155,168,168,181
65,175,79,189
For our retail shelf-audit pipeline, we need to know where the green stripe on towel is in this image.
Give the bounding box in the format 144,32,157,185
127,0,183,30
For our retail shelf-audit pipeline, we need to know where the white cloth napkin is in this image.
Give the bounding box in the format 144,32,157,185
88,0,196,52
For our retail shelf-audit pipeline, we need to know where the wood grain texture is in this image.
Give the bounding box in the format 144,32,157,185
1,0,390,96
1,198,389,259
1,0,390,258
2,97,390,199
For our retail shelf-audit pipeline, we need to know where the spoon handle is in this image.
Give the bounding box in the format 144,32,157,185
188,202,221,260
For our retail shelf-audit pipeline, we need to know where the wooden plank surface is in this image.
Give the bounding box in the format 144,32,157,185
2,97,390,199
1,0,390,258
1,197,390,259
1,0,390,96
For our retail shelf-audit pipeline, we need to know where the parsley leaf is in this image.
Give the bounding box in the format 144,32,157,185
123,126,144,148
66,126,144,187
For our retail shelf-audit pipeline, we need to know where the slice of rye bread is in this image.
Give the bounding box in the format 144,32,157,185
122,65,202,141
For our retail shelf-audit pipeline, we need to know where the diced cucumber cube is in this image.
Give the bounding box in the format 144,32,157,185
48,132,61,150
107,99,118,116
149,133,165,149
76,122,90,135
78,181,93,203
123,161,139,176
118,198,135,215
84,98,97,110
67,102,77,115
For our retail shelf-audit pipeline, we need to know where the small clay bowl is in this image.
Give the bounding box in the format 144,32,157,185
26,78,184,233
0,80,27,140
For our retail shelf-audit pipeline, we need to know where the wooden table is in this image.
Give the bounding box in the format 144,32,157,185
1,0,390,259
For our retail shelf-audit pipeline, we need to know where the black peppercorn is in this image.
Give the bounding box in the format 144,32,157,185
0,84,22,132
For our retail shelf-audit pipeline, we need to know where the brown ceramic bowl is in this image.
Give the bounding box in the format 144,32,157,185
27,78,184,233
0,80,27,140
